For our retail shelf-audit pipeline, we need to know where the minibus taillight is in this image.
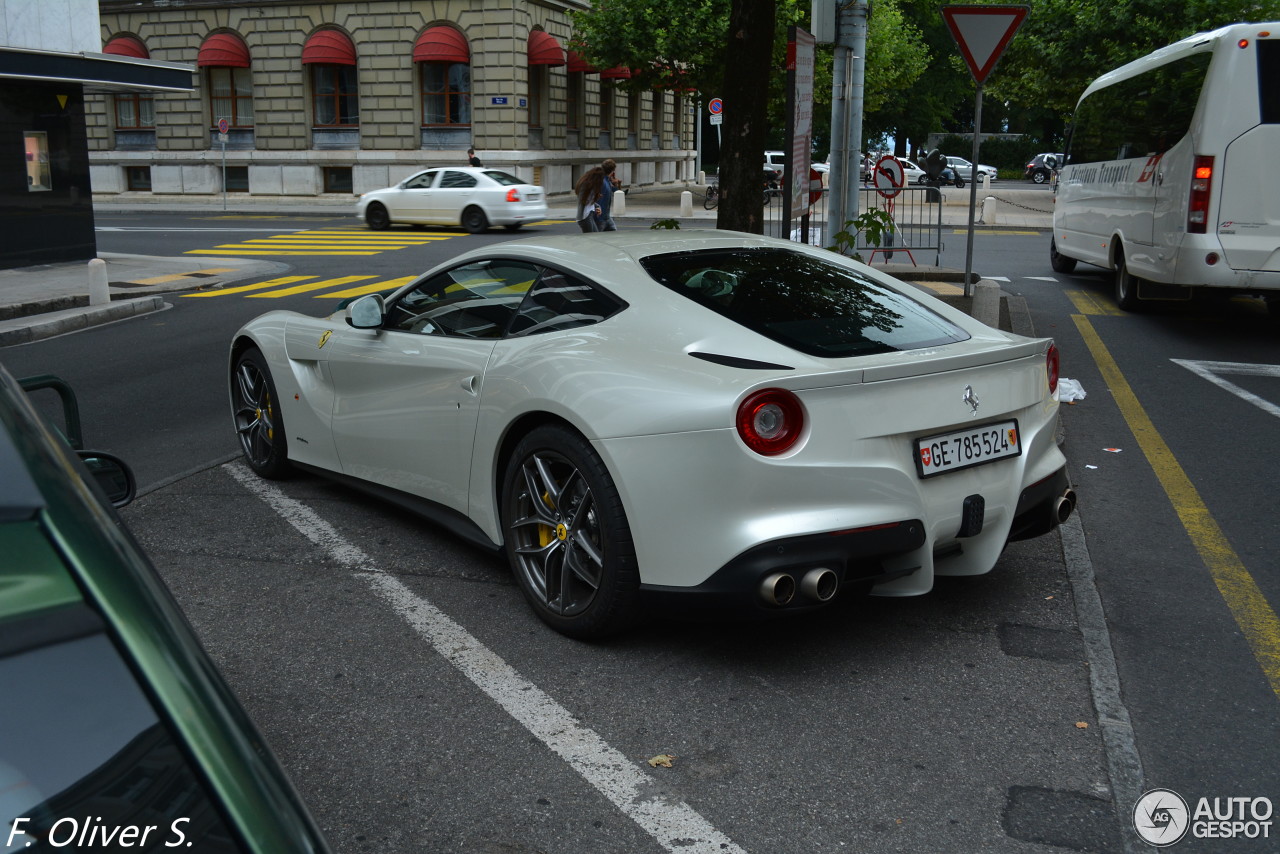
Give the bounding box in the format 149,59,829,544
1187,156,1214,234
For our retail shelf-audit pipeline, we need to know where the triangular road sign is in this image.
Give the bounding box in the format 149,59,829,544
942,5,1029,84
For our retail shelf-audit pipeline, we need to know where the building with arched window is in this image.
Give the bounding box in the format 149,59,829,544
89,0,698,202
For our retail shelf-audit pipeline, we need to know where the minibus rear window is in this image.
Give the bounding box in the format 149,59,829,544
1260,40,1280,123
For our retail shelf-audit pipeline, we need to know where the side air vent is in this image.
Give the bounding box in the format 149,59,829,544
688,352,794,371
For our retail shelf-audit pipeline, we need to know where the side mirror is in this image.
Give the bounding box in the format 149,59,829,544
78,450,137,508
348,294,384,329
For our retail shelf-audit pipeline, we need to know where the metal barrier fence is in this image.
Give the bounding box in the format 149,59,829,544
764,186,945,265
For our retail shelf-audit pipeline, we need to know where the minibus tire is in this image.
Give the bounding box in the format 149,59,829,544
1114,250,1141,311
1050,238,1076,273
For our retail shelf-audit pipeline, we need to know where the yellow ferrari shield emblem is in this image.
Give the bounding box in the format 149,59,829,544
318,330,332,349
555,523,568,541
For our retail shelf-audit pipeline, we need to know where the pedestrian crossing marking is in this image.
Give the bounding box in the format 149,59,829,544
184,227,462,257
247,275,380,298
182,275,316,297
319,276,418,299
1065,288,1125,316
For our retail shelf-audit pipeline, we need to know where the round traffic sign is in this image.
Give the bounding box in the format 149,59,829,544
217,118,230,134
873,155,905,198
708,98,723,115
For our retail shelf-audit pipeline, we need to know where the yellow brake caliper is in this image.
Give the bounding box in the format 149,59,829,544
538,491,556,547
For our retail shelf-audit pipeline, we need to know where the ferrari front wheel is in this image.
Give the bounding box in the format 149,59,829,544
231,348,291,479
501,425,639,639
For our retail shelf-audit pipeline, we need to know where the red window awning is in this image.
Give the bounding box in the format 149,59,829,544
104,36,148,59
527,31,566,67
198,33,250,67
600,66,632,80
414,26,469,63
302,29,356,65
567,51,597,74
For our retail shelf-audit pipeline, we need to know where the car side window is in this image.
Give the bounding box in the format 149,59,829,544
403,170,437,190
385,260,539,338
439,170,478,189
508,271,624,336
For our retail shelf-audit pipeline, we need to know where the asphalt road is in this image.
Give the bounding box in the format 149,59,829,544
4,214,1278,853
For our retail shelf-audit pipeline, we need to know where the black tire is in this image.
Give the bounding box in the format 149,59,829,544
1114,248,1141,311
955,177,966,189
916,175,928,185
1050,238,1077,274
703,187,719,210
1032,170,1049,185
231,348,292,479
365,202,390,231
504,223,523,233
500,424,640,639
461,206,489,234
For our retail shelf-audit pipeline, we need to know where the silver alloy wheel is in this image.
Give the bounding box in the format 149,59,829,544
507,449,603,617
233,357,277,469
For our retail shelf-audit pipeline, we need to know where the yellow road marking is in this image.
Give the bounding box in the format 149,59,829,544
247,275,379,298
318,276,418,298
1066,289,1125,316
912,281,965,296
184,249,382,256
1074,314,1280,702
181,275,315,297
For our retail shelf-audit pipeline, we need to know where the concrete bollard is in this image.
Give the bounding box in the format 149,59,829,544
982,196,998,225
697,170,706,185
972,279,1001,329
88,258,109,306
613,189,626,216
680,190,693,218
981,173,992,193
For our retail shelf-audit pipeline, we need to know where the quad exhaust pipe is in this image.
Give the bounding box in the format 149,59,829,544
1055,488,1077,525
759,568,839,607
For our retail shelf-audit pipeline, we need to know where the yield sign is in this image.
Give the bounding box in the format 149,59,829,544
941,5,1028,84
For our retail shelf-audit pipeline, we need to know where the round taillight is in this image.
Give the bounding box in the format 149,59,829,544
1047,343,1060,396
736,389,804,456
1206,252,1219,266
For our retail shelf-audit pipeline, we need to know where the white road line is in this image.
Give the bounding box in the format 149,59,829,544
1171,359,1280,419
224,462,746,854
1024,276,1059,282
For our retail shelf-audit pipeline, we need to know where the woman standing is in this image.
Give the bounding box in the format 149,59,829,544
574,167,605,232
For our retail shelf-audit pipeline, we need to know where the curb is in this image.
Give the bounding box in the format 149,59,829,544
0,296,167,347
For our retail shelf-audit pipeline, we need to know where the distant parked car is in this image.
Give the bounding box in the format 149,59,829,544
357,166,547,233
1025,153,1064,184
943,156,997,182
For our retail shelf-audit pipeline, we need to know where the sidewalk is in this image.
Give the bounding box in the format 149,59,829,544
1,185,1050,347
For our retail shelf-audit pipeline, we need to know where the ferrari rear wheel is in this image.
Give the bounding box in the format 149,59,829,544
365,202,390,231
231,348,291,479
501,425,639,638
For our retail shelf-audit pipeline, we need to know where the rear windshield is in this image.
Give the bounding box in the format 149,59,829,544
1260,39,1280,124
640,248,970,358
483,170,524,186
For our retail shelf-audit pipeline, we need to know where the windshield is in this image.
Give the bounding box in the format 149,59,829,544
640,248,970,358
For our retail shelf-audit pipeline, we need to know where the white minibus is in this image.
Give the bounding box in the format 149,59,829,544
1051,22,1280,311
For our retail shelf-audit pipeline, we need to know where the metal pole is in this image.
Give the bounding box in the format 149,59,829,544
963,85,983,295
826,42,848,245
221,137,228,211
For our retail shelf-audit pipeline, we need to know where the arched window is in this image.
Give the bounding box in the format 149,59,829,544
415,27,471,126
104,36,154,130
527,30,565,136
198,33,253,129
303,29,359,127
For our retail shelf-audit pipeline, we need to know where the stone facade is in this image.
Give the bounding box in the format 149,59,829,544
89,0,697,200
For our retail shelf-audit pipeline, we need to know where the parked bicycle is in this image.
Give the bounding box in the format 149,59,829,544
702,183,719,210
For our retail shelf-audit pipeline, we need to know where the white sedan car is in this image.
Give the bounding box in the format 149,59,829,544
229,232,1072,638
356,166,547,233
943,156,998,182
